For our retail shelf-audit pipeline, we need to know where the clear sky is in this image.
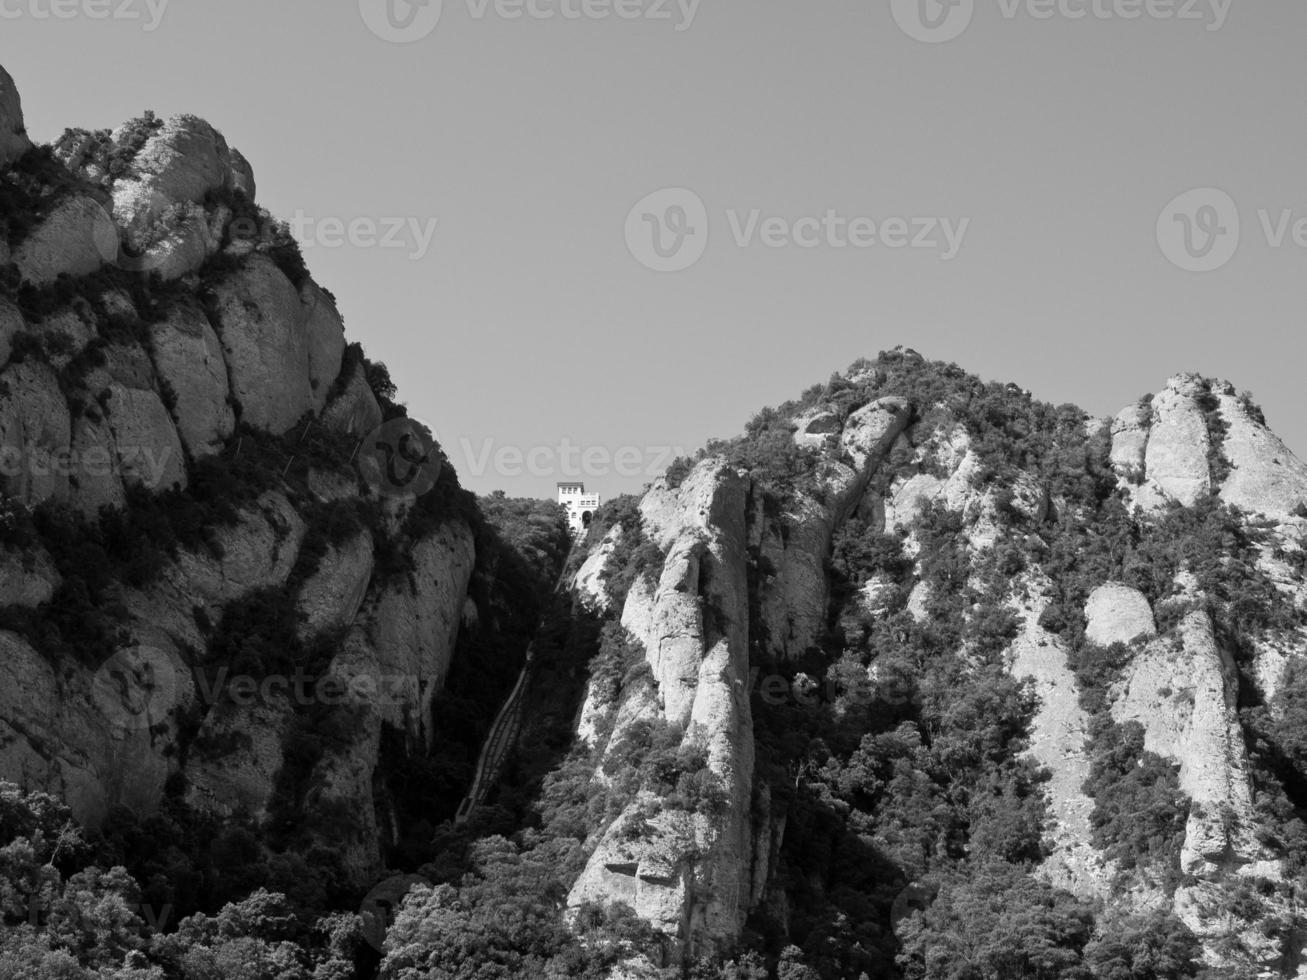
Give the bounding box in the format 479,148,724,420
4,0,1304,499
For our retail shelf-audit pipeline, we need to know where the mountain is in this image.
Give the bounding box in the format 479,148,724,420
3,63,1307,979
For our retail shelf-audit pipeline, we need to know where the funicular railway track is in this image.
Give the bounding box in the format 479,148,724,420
453,535,582,824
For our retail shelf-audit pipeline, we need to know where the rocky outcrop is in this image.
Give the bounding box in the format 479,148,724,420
1213,383,1307,522
573,524,622,612
149,304,235,458
753,398,910,659
1142,375,1213,508
297,530,374,637
0,65,30,166
111,114,233,242
329,522,476,746
0,361,72,506
321,362,384,436
0,67,494,900
569,460,754,963
1108,374,1307,520
300,281,347,413
208,256,318,433
1008,588,1109,898
1111,609,1268,877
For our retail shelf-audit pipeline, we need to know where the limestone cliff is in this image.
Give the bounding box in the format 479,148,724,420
0,63,492,889
562,351,1307,977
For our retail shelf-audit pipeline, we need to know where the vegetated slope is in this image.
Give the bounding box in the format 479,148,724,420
409,348,1307,980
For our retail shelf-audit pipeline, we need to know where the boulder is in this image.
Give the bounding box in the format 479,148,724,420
1084,583,1156,648
12,194,117,286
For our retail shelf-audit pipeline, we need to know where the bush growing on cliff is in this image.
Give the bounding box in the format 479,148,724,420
1082,721,1189,878
895,865,1095,980
596,495,666,610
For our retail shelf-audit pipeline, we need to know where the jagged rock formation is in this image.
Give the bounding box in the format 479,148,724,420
7,61,1307,980
0,65,479,888
564,353,1307,977
0,65,29,166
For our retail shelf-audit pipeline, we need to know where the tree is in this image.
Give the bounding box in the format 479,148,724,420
1082,913,1201,979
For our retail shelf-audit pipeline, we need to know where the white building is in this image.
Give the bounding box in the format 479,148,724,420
558,482,601,535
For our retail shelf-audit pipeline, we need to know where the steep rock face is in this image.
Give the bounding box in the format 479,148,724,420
753,398,910,660
1007,587,1110,899
570,460,755,963
208,255,317,434
0,65,29,165
148,304,235,458
321,361,383,436
0,633,195,829
1110,402,1150,483
183,700,293,821
0,361,72,506
297,530,374,637
0,297,23,367
573,524,621,613
0,68,496,903
571,401,914,964
1108,373,1307,522
300,281,348,414
1142,375,1213,508
331,522,476,746
1214,383,1307,522
309,523,475,876
1111,609,1266,876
